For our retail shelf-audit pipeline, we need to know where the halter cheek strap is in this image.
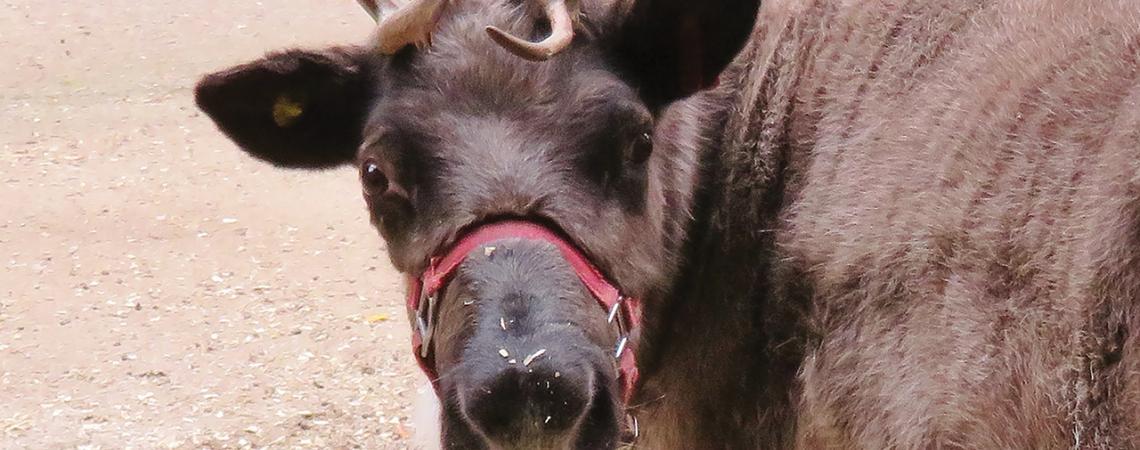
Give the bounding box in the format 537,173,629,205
405,220,643,405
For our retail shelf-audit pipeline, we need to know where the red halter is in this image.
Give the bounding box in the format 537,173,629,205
405,220,642,405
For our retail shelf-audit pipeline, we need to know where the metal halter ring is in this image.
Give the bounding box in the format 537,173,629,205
417,292,437,358
607,295,629,359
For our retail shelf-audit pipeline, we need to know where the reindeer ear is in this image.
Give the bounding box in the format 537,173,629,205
195,46,377,169
608,0,759,107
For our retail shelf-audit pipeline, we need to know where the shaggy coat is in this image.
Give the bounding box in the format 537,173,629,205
646,0,1140,447
196,0,1140,447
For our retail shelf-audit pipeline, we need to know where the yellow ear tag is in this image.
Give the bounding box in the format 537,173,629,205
272,94,305,128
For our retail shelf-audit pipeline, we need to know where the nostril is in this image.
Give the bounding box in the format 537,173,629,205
459,364,594,443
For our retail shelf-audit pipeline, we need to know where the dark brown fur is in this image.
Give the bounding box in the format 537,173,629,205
196,0,1140,448
645,0,1140,447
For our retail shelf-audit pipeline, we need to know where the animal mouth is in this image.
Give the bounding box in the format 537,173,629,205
405,218,644,409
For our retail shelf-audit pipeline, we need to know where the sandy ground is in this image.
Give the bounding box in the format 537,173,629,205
0,1,424,448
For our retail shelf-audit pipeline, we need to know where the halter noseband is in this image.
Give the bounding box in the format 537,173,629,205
404,220,643,407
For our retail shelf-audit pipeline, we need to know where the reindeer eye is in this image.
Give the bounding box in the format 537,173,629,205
360,159,389,195
630,132,653,164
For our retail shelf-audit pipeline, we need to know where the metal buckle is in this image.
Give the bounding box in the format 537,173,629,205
608,295,629,359
614,336,629,359
416,290,437,358
607,297,623,324
611,295,640,443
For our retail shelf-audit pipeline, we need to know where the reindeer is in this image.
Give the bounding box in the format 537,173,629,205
196,0,1140,448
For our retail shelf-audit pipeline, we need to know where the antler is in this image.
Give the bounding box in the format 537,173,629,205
356,0,577,61
357,0,450,54
485,0,578,61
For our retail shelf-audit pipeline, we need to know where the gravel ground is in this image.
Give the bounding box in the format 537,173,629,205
0,1,423,448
